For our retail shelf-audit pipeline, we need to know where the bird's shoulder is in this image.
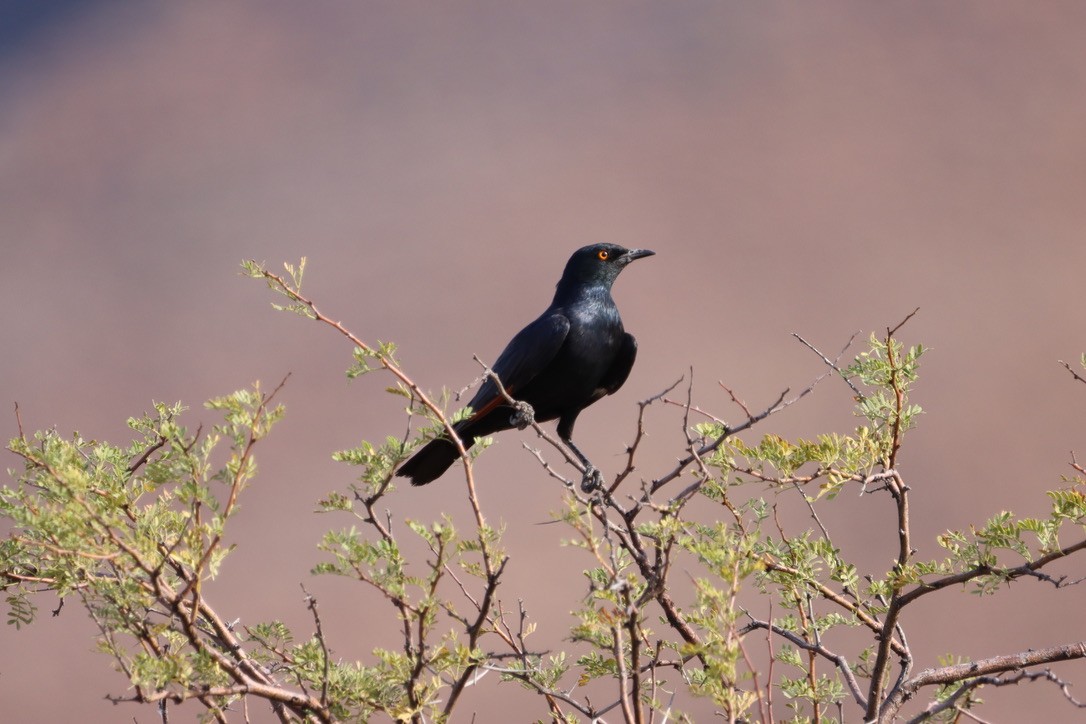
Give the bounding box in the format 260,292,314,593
488,310,571,382
516,309,572,342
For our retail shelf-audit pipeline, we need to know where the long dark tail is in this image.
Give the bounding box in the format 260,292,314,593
396,433,472,486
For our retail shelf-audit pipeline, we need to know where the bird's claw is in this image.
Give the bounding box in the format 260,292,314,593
580,466,605,493
509,401,535,430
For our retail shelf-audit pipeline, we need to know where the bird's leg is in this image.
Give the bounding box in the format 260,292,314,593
557,416,604,491
508,401,535,430
564,438,605,492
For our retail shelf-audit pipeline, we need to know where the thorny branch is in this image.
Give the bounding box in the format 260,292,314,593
1058,359,1086,387
904,667,1086,724
885,642,1086,720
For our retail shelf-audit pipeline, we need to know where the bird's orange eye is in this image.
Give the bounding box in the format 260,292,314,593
597,250,609,260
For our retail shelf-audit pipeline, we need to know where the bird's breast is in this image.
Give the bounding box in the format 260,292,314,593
512,297,625,418
560,311,622,375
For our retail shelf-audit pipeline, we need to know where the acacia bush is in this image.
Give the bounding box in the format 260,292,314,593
2,259,1084,723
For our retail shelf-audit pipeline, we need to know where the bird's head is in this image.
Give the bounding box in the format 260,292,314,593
558,243,656,291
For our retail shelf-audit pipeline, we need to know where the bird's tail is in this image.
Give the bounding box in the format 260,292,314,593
396,433,471,486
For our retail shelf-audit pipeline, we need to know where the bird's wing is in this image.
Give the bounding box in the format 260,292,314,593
598,332,638,397
464,312,571,419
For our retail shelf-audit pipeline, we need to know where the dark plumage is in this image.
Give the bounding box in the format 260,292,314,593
396,243,655,488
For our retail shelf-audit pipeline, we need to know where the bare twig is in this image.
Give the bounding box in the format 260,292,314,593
14,401,26,441
888,307,921,338
611,377,683,491
792,330,863,399
1070,451,1086,477
648,374,825,497
301,585,331,710
1058,359,1086,386
718,380,754,419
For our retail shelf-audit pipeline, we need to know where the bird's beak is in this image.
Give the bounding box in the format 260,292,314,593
623,248,656,263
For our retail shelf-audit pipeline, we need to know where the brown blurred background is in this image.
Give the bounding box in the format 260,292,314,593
2,1,1085,721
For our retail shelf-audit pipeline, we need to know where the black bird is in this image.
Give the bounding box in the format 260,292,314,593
397,243,655,489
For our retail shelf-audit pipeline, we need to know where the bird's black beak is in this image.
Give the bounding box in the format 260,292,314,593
622,248,655,263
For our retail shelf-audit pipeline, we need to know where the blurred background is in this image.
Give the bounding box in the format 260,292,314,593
2,1,1085,721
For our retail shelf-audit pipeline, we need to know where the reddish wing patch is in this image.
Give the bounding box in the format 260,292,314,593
465,386,515,422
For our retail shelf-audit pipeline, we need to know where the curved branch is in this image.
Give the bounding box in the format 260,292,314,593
883,641,1086,720
741,617,868,710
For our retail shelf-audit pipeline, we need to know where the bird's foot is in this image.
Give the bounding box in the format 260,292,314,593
509,401,535,430
580,466,605,493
